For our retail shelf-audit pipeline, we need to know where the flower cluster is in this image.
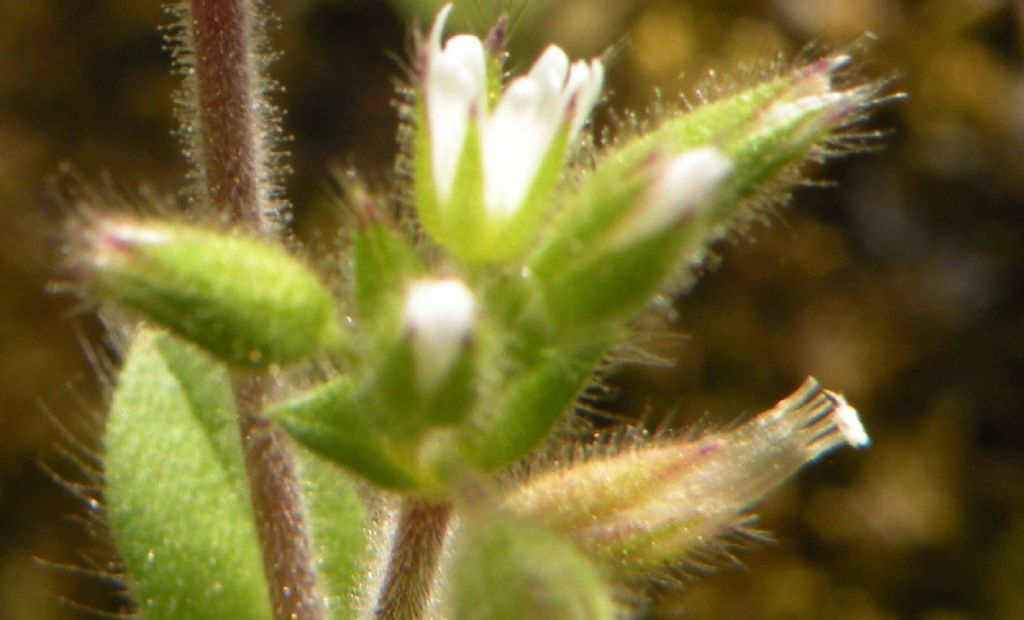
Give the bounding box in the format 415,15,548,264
77,2,884,618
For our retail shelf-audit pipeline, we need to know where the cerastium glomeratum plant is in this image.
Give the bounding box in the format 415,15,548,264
61,2,886,619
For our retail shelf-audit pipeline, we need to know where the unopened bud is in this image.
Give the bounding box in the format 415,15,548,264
73,216,343,367
403,279,476,390
359,278,478,440
504,378,870,570
606,147,732,248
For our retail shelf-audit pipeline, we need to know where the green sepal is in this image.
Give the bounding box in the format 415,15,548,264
612,73,796,169
267,376,426,490
352,217,424,333
484,35,504,109
412,96,442,243
474,127,572,264
527,155,648,286
105,330,273,620
537,228,692,327
87,220,343,368
714,102,839,217
439,119,487,259
293,447,369,620
365,336,477,441
450,513,617,620
475,336,610,471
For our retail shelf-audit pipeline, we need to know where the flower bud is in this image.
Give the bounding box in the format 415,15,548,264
360,278,478,440
503,378,869,570
605,146,733,249
403,279,476,390
528,147,733,328
526,53,877,329
73,216,343,367
714,55,875,213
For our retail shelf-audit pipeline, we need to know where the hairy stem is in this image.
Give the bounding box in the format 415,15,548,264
234,375,324,620
189,0,277,235
187,1,319,618
375,499,454,620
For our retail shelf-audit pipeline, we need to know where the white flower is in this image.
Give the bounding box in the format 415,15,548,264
402,278,476,389
425,4,604,219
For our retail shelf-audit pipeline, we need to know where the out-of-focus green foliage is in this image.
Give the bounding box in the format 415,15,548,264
1,1,1021,618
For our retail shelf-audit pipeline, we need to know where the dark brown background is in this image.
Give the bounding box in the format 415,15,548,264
0,0,1021,618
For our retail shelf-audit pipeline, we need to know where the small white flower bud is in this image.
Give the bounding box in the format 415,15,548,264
402,279,476,389
607,146,732,248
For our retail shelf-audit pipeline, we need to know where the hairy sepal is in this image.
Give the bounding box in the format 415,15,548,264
78,218,344,368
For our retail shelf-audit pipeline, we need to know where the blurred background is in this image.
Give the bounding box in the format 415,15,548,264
0,0,1021,618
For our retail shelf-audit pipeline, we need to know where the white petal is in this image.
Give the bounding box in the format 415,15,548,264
529,45,570,98
566,60,604,140
426,33,486,202
403,279,476,388
608,147,732,247
762,92,850,128
482,78,550,217
480,46,575,218
826,390,871,448
529,46,574,134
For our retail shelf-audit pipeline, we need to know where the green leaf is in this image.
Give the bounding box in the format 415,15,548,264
105,330,273,620
294,448,369,620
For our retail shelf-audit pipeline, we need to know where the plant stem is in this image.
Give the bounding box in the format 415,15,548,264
189,0,277,235
234,375,324,620
187,2,320,619
375,498,453,620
